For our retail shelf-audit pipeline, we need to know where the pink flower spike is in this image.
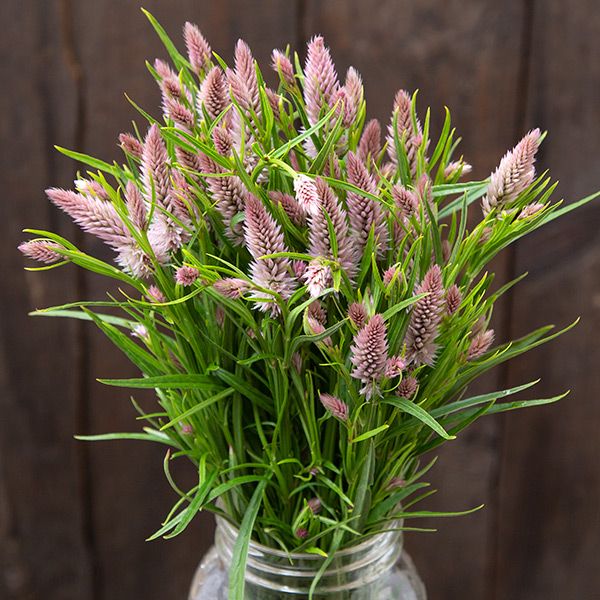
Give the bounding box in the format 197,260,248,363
385,356,407,378
213,277,250,299
18,239,63,264
397,375,418,399
468,329,495,360
271,49,295,87
175,266,200,286
350,314,389,385
348,302,367,330
119,132,143,159
303,260,331,298
445,284,461,315
199,67,228,120
358,119,382,164
319,393,349,421
183,22,211,74
294,175,321,217
147,285,166,303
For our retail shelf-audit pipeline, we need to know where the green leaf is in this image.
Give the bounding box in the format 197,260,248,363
351,424,389,444
229,478,269,600
98,373,222,390
382,397,455,440
54,146,123,179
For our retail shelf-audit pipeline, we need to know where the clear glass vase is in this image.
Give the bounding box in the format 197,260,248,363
189,517,427,599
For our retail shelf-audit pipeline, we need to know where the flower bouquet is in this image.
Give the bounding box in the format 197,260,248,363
19,10,599,599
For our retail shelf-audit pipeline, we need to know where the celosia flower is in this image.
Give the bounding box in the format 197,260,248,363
269,191,306,227
348,302,367,329
125,181,147,230
119,132,143,158
387,477,406,489
308,497,322,515
405,265,444,365
75,178,109,200
444,161,472,180
319,393,348,421
198,67,228,120
445,284,462,315
385,356,406,378
165,97,195,130
482,129,541,215
244,195,296,310
212,126,233,157
213,277,250,299
153,58,174,79
305,314,331,346
518,202,545,219
303,36,339,126
271,49,295,87
397,375,418,399
175,265,200,286
350,314,389,393
336,67,363,127
307,300,327,325
357,118,382,165
18,239,63,264
180,423,194,436
294,175,321,217
304,261,331,298
468,329,495,360
383,266,400,287
141,124,170,206
147,285,166,303
386,89,422,174
306,178,357,282
346,151,387,256
295,527,308,539
131,323,149,340
183,22,211,74
392,184,419,222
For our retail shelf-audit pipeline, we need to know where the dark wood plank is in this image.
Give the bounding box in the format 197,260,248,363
304,2,527,597
494,2,600,598
70,2,298,598
0,2,93,598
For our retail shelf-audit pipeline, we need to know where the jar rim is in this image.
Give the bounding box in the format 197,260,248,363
215,514,402,561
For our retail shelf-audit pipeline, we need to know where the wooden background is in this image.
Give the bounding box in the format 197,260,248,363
1,1,599,598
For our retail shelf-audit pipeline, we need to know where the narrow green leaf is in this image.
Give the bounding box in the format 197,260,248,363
382,397,455,440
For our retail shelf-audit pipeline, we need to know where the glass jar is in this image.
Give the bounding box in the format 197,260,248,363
189,516,426,599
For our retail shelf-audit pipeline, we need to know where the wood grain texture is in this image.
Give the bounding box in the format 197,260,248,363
0,2,93,598
69,2,298,598
493,1,600,598
303,1,527,598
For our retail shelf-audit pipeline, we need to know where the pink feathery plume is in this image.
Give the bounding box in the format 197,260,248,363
141,124,170,206
445,284,461,315
337,67,363,127
468,328,495,360
213,277,250,299
482,128,541,215
319,393,348,421
303,36,340,125
119,132,143,159
165,97,195,130
305,312,331,346
125,181,147,230
348,302,367,330
518,202,545,219
244,194,296,310
183,22,211,74
212,126,234,157
75,178,109,201
160,74,184,101
153,58,175,79
293,175,321,217
264,87,281,119
271,49,295,87
306,178,357,286
405,264,445,365
350,313,389,398
383,266,400,287
175,146,203,177
385,355,407,378
346,151,387,256
392,184,419,221
357,119,382,164
198,67,229,120
307,300,327,325
47,187,153,277
269,191,306,226
147,285,166,303
397,375,418,399
304,261,332,298
444,160,472,180
234,40,259,112
18,239,63,264
199,153,247,242
175,265,200,286
386,89,422,174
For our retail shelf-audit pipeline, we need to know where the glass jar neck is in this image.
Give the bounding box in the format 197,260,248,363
215,516,403,598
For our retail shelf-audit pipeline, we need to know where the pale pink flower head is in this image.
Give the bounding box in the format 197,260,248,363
294,175,321,217
303,35,340,125
383,266,400,287
270,191,306,227
385,356,407,378
183,22,211,74
175,265,200,286
444,160,472,180
319,393,349,421
468,329,495,360
348,302,367,330
518,202,545,219
213,277,250,299
199,67,228,120
350,314,389,389
18,239,64,264
405,264,445,366
271,49,295,87
445,284,462,315
141,123,170,206
145,285,165,304
397,375,418,399
119,132,143,159
303,260,332,298
482,128,541,215
180,423,194,436
358,119,382,164
307,497,322,515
